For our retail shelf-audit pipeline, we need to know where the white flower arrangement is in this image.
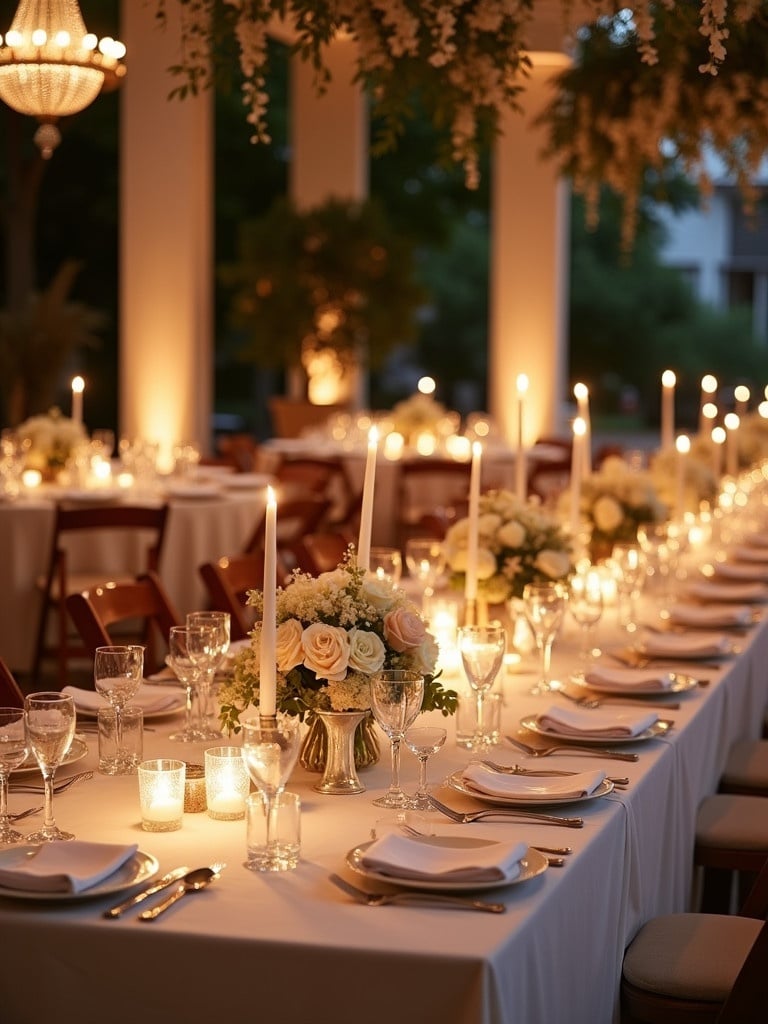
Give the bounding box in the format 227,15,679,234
649,442,719,513
17,407,87,472
443,488,574,603
389,392,452,445
578,456,667,549
219,554,456,733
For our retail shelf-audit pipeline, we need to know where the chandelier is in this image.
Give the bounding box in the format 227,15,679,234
0,0,126,158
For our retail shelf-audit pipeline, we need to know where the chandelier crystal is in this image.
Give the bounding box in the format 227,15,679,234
0,0,126,158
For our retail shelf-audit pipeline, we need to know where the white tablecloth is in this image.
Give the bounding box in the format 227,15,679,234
2,598,766,1024
0,486,267,672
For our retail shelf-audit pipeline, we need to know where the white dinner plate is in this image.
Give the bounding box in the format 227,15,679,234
519,716,673,745
0,847,159,902
569,671,699,698
346,840,548,892
446,769,614,807
222,473,273,490
72,693,186,721
16,737,89,776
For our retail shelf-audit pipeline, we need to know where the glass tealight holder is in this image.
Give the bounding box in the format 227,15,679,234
138,759,185,832
205,746,250,820
183,763,207,814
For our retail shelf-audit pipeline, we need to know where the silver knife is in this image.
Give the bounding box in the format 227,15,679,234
103,866,190,919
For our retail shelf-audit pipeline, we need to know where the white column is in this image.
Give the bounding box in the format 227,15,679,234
120,3,213,467
489,51,571,448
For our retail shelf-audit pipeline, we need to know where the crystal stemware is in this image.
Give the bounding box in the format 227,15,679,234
0,707,29,843
24,692,76,842
404,725,447,811
167,626,205,742
240,714,301,871
405,537,446,616
186,610,231,740
368,547,403,584
369,669,425,809
457,624,506,750
521,581,567,696
611,543,645,633
569,569,604,666
93,644,144,774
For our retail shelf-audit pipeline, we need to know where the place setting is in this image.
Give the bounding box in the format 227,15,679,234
445,760,614,808
567,665,699,699
608,627,738,669
517,703,674,746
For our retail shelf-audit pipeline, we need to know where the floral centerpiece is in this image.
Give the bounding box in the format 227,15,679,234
219,554,457,767
16,407,87,477
389,392,453,446
442,489,574,604
650,442,719,513
578,456,668,557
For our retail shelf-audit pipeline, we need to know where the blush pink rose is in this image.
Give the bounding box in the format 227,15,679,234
383,607,426,652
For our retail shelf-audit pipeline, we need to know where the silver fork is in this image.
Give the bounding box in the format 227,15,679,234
9,804,43,821
479,760,629,787
11,770,94,795
552,685,679,712
505,735,639,763
426,793,583,828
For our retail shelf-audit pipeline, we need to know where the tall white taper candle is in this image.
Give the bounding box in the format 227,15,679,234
357,426,378,572
515,374,529,501
465,441,482,603
259,485,277,716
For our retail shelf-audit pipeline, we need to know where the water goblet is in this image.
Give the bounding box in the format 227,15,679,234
241,714,301,871
369,669,425,809
611,543,645,633
521,581,567,696
405,538,446,616
368,547,403,584
186,610,231,740
93,644,144,774
404,725,447,811
24,692,77,842
457,625,506,750
167,626,205,742
0,707,29,843
569,569,604,666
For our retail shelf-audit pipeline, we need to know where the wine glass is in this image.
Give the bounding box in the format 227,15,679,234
521,581,567,695
369,669,425,809
93,644,144,774
240,714,301,871
611,543,645,633
368,547,403,584
569,569,604,666
167,626,205,742
0,707,29,843
404,725,447,811
24,692,77,842
405,538,446,616
186,610,231,740
457,625,506,750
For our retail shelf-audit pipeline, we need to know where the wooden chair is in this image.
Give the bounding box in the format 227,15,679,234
274,456,358,530
215,433,260,473
694,793,768,913
396,459,472,551
267,397,346,439
621,856,768,1023
198,552,265,641
0,658,25,708
242,495,331,578
32,503,169,687
294,532,352,576
65,571,181,679
528,436,573,505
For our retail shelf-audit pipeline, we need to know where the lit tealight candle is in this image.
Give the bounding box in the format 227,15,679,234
71,376,84,426
515,374,529,501
22,469,42,489
138,759,186,833
661,370,676,450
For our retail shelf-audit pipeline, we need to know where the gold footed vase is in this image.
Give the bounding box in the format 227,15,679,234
300,710,379,795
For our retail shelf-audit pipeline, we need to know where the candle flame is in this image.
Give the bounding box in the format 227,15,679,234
266,484,276,506
675,434,691,454
661,370,676,388
701,374,718,393
368,425,379,444
724,412,740,430
573,382,588,401
71,375,84,393
711,426,726,444
516,373,529,394
573,416,587,437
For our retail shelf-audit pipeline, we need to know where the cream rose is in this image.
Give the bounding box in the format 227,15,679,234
410,632,439,675
347,627,386,674
361,577,397,613
275,618,304,672
476,547,498,580
534,549,571,580
592,494,624,533
383,607,427,652
496,519,526,548
301,622,350,681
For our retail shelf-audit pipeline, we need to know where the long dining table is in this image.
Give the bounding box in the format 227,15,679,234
2,576,767,1024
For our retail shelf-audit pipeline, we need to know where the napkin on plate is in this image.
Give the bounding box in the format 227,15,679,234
584,666,675,691
668,603,753,629
360,833,528,883
535,704,658,738
62,684,181,715
461,762,606,800
685,580,768,604
730,545,768,564
711,561,768,582
0,841,139,893
740,533,768,549
637,631,732,659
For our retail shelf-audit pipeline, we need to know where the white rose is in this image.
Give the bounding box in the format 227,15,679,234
347,628,386,674
445,544,468,572
496,520,526,548
476,547,498,580
534,549,571,580
361,576,397,612
478,512,502,537
301,622,350,681
592,495,624,533
410,632,439,676
275,619,303,672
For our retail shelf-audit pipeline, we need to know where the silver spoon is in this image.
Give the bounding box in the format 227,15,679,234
138,864,225,921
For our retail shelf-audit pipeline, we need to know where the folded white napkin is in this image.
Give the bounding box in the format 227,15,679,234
668,603,753,628
535,704,658,738
712,561,768,582
685,580,768,604
731,545,768,564
0,841,138,894
361,833,527,883
62,684,181,715
740,533,768,549
462,762,605,800
584,666,674,691
638,631,731,659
